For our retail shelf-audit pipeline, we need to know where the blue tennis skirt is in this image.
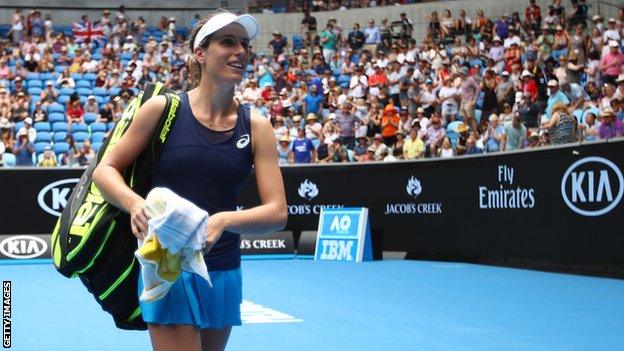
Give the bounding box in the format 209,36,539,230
138,268,243,329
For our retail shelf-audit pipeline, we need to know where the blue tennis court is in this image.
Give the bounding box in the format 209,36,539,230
3,259,624,350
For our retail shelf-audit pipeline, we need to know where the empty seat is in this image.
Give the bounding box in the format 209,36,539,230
53,142,70,154
83,73,97,81
77,80,91,88
34,142,51,154
49,114,66,125
34,122,51,132
92,87,107,96
84,113,97,124
92,141,103,152
91,131,107,143
59,87,75,96
27,79,43,88
90,122,107,133
48,103,65,114
72,131,89,142
27,87,42,95
53,131,68,142
35,131,52,143
71,123,88,133
77,87,91,96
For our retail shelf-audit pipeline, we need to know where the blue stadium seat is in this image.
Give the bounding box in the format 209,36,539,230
107,122,116,131
15,121,24,131
108,87,121,96
84,113,97,124
59,87,75,96
93,96,104,104
58,95,70,104
52,122,69,133
40,72,55,81
48,103,65,114
83,73,97,81
55,66,67,73
53,142,70,155
2,153,16,167
70,73,83,81
71,123,88,133
27,79,43,88
92,53,102,60
72,131,89,142
34,122,51,132
91,131,107,143
35,132,52,143
292,35,303,51
28,87,42,95
92,141,103,152
120,52,132,60
79,96,87,104
53,131,68,142
34,142,51,155
77,87,91,96
77,80,91,89
338,75,351,85
90,123,107,133
92,87,107,96
49,114,66,125
26,72,40,80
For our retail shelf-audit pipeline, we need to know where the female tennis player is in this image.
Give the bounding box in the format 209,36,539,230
93,10,287,351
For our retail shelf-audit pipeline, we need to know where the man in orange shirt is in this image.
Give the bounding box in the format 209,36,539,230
381,103,399,146
368,63,388,88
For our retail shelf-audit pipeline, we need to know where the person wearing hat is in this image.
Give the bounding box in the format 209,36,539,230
603,18,620,44
520,70,539,103
458,66,481,133
319,19,337,65
12,128,33,166
268,30,288,57
276,134,291,165
369,133,388,161
305,112,322,142
300,9,318,53
92,11,287,350
363,18,380,58
545,79,570,120
551,24,570,61
290,126,317,164
83,95,99,114
598,107,624,139
496,71,514,108
599,41,624,86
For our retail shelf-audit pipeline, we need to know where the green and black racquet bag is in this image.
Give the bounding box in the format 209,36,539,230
50,82,181,330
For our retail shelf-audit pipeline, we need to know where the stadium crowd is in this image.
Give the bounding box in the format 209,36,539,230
0,1,623,167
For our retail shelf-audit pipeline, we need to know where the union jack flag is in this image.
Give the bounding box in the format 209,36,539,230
72,21,105,44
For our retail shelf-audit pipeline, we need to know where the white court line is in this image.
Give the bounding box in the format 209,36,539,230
241,300,303,324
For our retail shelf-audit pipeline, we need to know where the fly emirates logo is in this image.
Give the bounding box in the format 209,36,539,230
478,165,536,209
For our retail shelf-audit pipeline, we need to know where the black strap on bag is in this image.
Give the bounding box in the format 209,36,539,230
51,82,181,330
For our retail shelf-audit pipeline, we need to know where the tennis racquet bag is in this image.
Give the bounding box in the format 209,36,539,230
51,82,181,330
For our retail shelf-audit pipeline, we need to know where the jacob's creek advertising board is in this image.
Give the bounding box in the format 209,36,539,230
2,140,623,268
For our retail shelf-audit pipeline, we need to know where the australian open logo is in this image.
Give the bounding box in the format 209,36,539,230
237,134,250,149
298,179,319,200
561,157,623,217
406,176,422,198
385,176,443,215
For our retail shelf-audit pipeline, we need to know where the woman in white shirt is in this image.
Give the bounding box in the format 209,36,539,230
437,77,459,124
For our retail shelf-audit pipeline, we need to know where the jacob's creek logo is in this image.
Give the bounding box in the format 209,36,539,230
561,157,623,217
479,165,536,209
385,176,443,214
288,179,343,215
38,179,80,216
0,235,47,259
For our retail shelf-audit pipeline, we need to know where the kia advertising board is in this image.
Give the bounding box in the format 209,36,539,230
1,140,623,270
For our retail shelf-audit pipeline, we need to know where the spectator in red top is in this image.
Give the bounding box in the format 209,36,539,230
368,63,388,88
66,96,84,128
520,70,538,102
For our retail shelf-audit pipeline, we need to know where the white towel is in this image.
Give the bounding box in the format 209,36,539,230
135,187,211,302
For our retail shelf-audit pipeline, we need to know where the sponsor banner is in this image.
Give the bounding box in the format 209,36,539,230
1,140,623,269
240,231,295,256
0,235,51,260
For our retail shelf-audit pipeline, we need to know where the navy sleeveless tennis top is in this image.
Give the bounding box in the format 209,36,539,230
150,92,253,271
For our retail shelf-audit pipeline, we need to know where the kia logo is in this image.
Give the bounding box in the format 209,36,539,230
0,235,48,259
561,157,623,217
38,179,80,217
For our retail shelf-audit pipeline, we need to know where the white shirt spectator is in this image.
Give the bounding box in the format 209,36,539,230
349,74,368,98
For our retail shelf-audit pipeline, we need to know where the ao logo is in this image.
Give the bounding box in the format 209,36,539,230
561,157,623,216
329,215,351,233
38,178,80,217
237,134,250,149
406,176,422,198
298,179,319,200
0,235,47,259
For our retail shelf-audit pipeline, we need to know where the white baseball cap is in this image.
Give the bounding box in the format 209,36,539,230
193,12,259,50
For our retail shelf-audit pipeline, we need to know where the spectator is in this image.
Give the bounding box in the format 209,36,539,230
424,113,446,157
438,137,454,158
268,31,288,57
276,135,291,165
84,96,99,114
597,107,624,139
66,95,85,127
38,145,57,167
301,10,318,53
484,114,506,152
545,79,569,119
76,139,95,166
330,138,349,162
335,102,357,149
458,67,481,133
504,113,527,151
304,113,322,143
13,129,33,166
363,19,381,57
403,126,424,160
348,22,365,53
541,102,577,144
599,41,624,86
290,127,316,164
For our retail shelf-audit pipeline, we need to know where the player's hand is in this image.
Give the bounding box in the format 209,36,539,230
129,198,148,240
204,212,229,252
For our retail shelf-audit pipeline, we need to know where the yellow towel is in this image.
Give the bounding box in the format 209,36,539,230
135,234,181,283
